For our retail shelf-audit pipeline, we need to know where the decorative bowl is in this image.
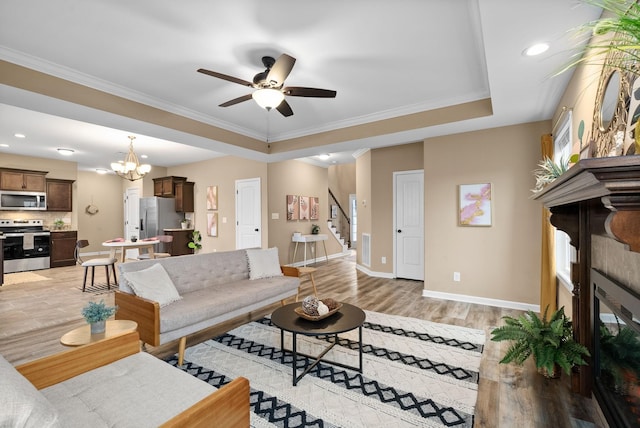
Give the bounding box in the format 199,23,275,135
295,302,343,321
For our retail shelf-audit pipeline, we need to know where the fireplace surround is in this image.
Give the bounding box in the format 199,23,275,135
534,156,640,427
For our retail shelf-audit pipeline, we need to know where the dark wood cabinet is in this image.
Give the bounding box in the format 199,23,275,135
153,176,187,197
46,179,74,212
50,230,78,267
175,181,194,212
163,229,194,256
0,168,47,191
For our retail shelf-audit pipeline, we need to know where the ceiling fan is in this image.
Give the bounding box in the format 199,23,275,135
197,54,337,117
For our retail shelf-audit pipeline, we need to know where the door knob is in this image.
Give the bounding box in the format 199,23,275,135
254,228,259,232
397,229,402,233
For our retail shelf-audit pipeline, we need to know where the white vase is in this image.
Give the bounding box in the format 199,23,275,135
90,320,106,334
181,222,189,229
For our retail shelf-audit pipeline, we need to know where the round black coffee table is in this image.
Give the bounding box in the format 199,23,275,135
271,302,366,386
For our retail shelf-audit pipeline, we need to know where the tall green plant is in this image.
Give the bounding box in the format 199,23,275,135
491,306,590,376
561,0,640,74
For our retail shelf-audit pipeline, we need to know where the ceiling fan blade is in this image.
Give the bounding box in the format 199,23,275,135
197,68,254,87
266,54,296,87
276,99,294,117
283,86,337,98
219,93,253,107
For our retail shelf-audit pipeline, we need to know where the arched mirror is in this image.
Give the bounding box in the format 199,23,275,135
599,70,621,132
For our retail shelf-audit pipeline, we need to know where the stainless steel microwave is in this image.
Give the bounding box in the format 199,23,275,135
0,190,47,210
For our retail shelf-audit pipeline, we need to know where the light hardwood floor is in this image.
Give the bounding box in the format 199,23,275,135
0,253,605,427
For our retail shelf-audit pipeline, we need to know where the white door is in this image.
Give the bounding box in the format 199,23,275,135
236,178,262,249
349,193,357,248
394,170,424,280
124,187,140,259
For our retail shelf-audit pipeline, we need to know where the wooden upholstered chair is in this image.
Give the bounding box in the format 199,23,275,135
75,240,118,292
137,235,173,260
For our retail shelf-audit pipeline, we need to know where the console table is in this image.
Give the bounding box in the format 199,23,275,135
291,234,329,266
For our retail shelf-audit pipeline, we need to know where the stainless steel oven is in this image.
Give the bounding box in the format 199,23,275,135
0,219,50,273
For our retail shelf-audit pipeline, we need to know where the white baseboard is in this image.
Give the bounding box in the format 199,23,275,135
422,289,540,312
288,251,351,268
355,264,395,279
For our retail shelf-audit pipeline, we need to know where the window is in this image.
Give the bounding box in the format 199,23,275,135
553,111,575,290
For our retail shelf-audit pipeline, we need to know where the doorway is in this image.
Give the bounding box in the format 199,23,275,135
394,170,424,280
235,177,262,249
349,193,357,249
123,187,140,259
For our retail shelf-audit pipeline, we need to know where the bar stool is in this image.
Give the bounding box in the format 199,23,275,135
296,266,318,301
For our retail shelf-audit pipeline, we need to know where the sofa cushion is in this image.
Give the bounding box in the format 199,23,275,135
246,247,283,280
41,352,214,428
159,276,298,333
124,263,182,307
0,354,60,428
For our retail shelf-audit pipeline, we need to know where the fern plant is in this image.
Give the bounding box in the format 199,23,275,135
491,306,590,377
599,317,640,392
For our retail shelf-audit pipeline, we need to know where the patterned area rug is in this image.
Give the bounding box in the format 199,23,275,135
2,271,51,285
167,310,485,427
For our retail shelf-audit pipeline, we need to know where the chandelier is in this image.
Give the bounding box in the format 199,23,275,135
110,136,151,181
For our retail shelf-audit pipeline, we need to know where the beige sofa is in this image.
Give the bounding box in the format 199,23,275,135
115,248,299,365
2,332,249,427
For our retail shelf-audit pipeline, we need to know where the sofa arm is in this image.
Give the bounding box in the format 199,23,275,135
115,291,161,346
16,332,141,390
160,377,250,428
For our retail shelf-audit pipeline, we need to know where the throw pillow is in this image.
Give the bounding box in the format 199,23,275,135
124,263,182,307
0,355,61,427
246,247,283,280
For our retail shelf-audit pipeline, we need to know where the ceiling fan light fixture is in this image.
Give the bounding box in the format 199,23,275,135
111,136,151,181
252,88,284,110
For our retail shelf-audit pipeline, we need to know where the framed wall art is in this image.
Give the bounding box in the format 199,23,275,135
309,197,319,220
287,195,299,220
299,196,310,220
207,212,218,237
458,183,492,226
207,185,218,210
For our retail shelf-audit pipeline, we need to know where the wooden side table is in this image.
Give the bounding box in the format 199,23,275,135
296,266,318,301
60,320,138,346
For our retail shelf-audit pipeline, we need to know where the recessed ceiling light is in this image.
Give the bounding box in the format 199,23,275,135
0,144,9,148
140,154,148,159
95,168,109,174
14,133,26,138
523,43,549,57
57,148,75,156
318,153,331,160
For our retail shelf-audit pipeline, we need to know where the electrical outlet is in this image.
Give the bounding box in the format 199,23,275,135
453,272,461,282
381,256,386,264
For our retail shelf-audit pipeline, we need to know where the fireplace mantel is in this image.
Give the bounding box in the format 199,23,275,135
533,156,640,397
534,156,640,252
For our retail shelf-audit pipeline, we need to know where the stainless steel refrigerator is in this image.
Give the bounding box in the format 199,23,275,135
139,197,183,252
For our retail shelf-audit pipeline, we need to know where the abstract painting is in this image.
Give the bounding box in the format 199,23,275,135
287,195,299,220
207,212,218,237
299,196,310,220
309,197,319,220
206,186,218,210
458,183,492,226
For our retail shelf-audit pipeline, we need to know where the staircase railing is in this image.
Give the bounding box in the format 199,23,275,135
328,188,351,247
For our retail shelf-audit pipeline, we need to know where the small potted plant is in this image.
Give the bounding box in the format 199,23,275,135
81,300,117,334
181,218,190,229
491,306,590,378
53,218,65,230
188,230,202,252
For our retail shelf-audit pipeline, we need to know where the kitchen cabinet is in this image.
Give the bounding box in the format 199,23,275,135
46,179,74,212
175,181,194,212
50,230,77,267
153,176,187,197
163,229,194,256
0,168,47,191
